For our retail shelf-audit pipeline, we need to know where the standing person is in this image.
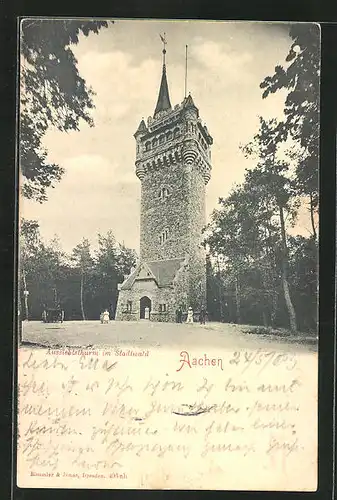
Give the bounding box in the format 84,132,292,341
186,306,194,324
199,306,206,325
176,307,182,323
103,309,110,324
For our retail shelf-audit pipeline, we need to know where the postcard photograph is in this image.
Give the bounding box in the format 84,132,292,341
17,18,319,491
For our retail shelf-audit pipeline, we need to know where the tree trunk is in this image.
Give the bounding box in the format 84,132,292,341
281,276,297,332
22,270,29,321
260,274,271,327
80,272,86,321
265,228,278,326
309,192,317,241
279,205,297,332
53,287,58,307
218,287,224,321
270,291,278,326
216,256,224,321
235,274,241,324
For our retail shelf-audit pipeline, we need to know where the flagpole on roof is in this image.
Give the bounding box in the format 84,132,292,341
184,44,188,98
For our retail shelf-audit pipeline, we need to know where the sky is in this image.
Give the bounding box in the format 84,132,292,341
21,20,313,255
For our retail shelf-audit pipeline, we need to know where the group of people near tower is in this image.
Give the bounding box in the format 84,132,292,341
175,306,207,324
100,306,207,324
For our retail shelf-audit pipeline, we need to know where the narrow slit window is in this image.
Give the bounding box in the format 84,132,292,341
159,187,170,200
160,230,169,244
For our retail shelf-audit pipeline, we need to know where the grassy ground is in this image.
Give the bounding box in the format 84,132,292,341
20,319,318,352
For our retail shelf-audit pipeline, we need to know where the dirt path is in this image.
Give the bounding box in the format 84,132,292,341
20,320,317,353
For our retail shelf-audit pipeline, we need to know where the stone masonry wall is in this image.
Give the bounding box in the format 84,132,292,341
138,156,207,312
140,161,190,261
185,165,207,309
115,280,176,322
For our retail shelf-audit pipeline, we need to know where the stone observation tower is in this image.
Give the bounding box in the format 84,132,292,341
115,36,213,322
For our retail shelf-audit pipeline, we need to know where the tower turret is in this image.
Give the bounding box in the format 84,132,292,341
134,118,148,166
134,118,148,137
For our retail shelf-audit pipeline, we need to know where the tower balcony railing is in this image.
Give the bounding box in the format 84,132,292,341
148,105,182,130
138,136,183,161
138,134,211,163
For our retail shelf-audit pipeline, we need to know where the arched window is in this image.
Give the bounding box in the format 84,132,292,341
166,130,172,141
152,137,158,147
174,127,180,138
145,141,151,152
158,187,170,200
159,135,164,145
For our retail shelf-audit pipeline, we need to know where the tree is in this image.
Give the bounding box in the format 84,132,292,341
19,220,66,321
38,237,67,309
287,235,317,332
19,219,41,320
241,117,300,332
71,238,93,320
20,19,109,202
260,24,320,240
19,224,137,321
205,182,280,328
205,116,305,332
115,243,137,279
93,231,137,318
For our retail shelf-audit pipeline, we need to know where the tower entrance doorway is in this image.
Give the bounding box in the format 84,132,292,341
140,296,151,320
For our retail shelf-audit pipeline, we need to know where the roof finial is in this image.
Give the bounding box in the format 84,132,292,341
154,33,172,117
160,33,167,66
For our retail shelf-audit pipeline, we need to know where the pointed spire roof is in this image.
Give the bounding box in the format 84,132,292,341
134,118,148,137
154,64,172,117
183,93,197,109
154,34,172,117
